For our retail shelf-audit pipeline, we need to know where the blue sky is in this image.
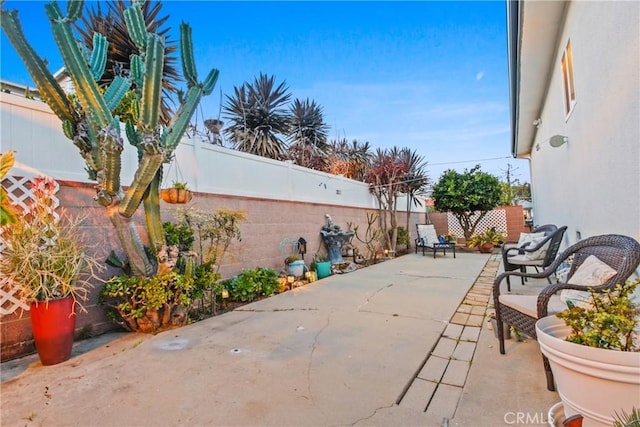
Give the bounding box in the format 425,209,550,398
0,0,529,185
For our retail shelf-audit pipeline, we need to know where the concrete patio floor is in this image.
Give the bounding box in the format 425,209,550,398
1,251,560,426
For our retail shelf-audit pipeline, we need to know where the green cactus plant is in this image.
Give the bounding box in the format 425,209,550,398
1,1,219,276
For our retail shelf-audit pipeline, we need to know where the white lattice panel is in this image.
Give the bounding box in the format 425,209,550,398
447,209,507,238
0,176,60,315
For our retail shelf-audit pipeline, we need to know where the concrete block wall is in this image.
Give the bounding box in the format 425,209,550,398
1,180,423,361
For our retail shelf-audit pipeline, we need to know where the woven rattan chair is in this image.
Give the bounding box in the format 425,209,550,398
502,224,558,252
493,234,640,391
502,226,567,291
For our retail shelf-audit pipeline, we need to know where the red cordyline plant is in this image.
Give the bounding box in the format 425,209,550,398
366,148,409,253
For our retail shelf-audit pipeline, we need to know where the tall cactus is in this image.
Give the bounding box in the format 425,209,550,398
1,1,219,277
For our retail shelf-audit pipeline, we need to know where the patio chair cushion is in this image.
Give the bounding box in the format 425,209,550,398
499,294,567,319
416,224,438,246
502,254,544,266
560,255,617,308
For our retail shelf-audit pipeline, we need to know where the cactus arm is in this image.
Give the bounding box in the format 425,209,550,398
130,55,144,89
104,76,132,111
201,68,220,96
125,121,141,148
180,23,197,86
66,0,83,24
89,32,108,82
0,8,73,122
63,119,76,140
119,150,164,218
107,203,155,277
163,70,219,149
101,120,123,195
143,170,164,254
45,3,111,129
139,34,165,132
123,2,147,51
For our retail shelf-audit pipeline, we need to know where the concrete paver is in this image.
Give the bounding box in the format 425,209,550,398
0,251,560,426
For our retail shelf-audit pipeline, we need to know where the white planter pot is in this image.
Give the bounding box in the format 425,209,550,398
535,316,640,427
288,260,306,277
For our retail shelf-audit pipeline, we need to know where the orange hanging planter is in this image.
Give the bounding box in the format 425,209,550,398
160,187,192,204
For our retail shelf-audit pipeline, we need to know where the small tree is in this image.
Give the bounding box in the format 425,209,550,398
431,165,502,239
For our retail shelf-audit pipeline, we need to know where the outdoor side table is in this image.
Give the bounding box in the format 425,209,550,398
428,243,456,259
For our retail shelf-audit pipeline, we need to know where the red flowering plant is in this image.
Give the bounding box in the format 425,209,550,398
0,176,102,310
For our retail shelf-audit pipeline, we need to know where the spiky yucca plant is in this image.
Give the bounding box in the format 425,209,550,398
73,0,180,125
288,98,329,169
223,73,291,160
1,1,219,276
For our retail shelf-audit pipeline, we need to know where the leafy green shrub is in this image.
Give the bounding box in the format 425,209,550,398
557,280,639,351
228,267,280,302
162,221,194,251
99,272,194,333
390,226,409,246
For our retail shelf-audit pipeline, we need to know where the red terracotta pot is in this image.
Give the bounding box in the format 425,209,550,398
30,297,76,365
477,243,495,254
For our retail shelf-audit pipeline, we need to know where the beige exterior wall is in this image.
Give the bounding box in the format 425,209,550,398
527,1,639,247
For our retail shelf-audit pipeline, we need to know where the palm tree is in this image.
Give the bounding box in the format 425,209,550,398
223,73,291,160
288,98,330,169
74,0,181,125
398,148,430,249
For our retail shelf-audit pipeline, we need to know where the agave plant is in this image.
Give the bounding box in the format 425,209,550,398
1,1,218,276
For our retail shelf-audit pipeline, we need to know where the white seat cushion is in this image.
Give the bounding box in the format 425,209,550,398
499,294,567,319
505,254,544,266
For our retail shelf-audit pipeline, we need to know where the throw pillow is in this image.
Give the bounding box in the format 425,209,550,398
516,232,545,248
524,236,550,260
560,255,617,308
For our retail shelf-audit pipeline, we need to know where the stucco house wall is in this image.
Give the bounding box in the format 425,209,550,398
508,0,639,250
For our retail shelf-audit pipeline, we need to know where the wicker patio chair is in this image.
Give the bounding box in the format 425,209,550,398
493,234,640,391
501,224,558,253
502,226,567,291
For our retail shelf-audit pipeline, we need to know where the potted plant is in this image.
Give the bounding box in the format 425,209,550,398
466,228,506,253
0,176,103,365
160,181,193,204
284,255,306,277
535,280,640,426
312,253,332,279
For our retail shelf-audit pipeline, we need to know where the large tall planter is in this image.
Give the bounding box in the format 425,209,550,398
535,316,640,426
30,297,76,365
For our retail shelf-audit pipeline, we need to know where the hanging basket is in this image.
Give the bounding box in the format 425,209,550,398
160,188,193,204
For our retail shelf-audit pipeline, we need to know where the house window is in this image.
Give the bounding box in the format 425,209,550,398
561,40,576,117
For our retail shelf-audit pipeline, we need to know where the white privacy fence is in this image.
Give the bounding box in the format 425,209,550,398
1,92,420,212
